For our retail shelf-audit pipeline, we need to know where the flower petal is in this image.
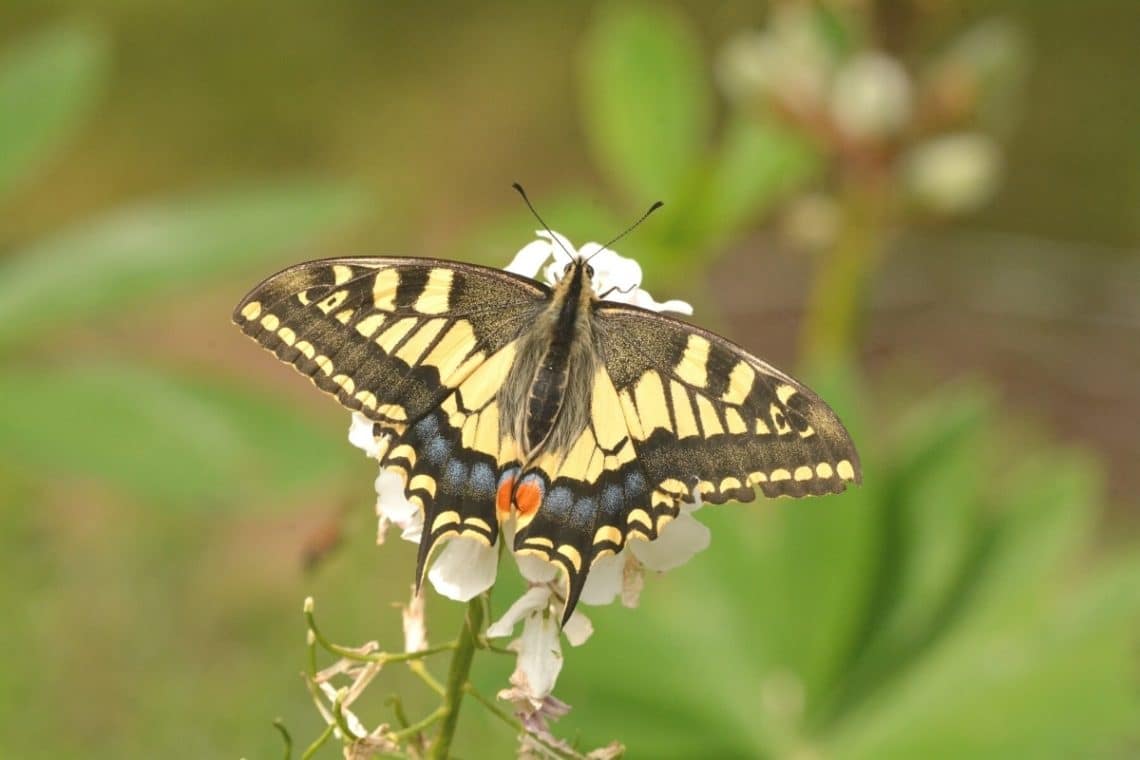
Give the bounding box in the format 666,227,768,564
584,245,643,293
487,586,552,638
348,412,384,458
504,239,554,278
512,611,564,699
562,609,594,647
630,289,694,315
537,230,577,264
426,536,499,601
629,512,711,571
578,552,624,606
515,552,559,584
374,470,416,523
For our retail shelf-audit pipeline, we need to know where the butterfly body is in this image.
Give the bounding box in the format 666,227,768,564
234,252,860,620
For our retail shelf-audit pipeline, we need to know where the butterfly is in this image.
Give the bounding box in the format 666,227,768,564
233,224,860,622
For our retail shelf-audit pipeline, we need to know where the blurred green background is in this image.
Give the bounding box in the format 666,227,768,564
1,2,1137,758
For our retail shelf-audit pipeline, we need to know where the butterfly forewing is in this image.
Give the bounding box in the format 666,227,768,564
234,257,547,437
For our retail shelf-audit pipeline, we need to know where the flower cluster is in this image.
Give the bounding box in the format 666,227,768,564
717,6,1026,225
348,232,708,723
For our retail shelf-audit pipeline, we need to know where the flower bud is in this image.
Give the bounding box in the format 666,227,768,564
904,133,1002,215
830,52,912,140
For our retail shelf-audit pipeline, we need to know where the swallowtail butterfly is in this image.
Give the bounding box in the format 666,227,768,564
233,217,861,621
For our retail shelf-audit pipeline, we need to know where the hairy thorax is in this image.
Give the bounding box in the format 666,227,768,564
499,267,598,462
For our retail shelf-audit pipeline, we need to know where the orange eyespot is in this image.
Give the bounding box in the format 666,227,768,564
514,477,544,517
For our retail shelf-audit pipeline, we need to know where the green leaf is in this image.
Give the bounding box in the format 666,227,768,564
0,22,109,199
824,554,1140,758
581,4,709,202
0,180,367,350
0,364,350,510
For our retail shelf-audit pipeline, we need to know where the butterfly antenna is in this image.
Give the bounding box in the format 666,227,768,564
512,182,577,262
587,200,665,263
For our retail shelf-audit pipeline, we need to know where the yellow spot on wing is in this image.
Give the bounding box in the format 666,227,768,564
332,264,354,285
722,362,755,405
593,526,622,546
376,317,419,353
295,340,315,359
591,370,629,450
695,395,723,436
414,268,454,315
770,468,791,482
837,460,856,480
720,476,743,491
816,462,833,478
277,327,296,346
354,313,386,339
633,370,671,436
725,407,747,434
464,517,492,532
776,384,798,404
332,374,355,395
627,509,652,530
669,380,699,439
395,318,447,365
556,545,582,572
424,320,478,386
240,301,261,320
372,268,399,310
354,390,378,409
314,355,334,376
617,389,646,441
794,466,813,481
755,417,771,435
431,511,460,534
675,334,710,388
410,474,437,497
456,344,517,409
260,313,280,331
471,404,501,457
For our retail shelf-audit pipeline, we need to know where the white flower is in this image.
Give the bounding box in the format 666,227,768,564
576,492,710,607
508,230,693,315
830,51,913,140
487,555,594,704
904,132,1003,215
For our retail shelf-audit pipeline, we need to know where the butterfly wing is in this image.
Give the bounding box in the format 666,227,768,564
596,301,861,506
513,302,861,621
234,257,547,437
233,257,548,570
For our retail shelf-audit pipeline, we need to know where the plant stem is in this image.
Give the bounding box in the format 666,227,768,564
428,597,484,760
800,179,890,366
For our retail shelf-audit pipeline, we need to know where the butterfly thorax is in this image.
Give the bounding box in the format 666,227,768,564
500,259,598,462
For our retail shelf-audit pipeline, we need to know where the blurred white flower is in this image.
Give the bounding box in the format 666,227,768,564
904,132,1003,214
830,51,913,140
717,7,835,109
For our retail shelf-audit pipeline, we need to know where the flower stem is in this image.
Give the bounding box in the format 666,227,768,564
429,597,484,760
800,180,890,366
